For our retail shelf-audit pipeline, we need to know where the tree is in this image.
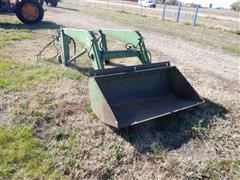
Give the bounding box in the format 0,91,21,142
231,2,240,12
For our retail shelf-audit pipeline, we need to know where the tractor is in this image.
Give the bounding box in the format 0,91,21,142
0,0,44,24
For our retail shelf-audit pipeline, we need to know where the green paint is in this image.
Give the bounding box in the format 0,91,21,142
60,28,151,70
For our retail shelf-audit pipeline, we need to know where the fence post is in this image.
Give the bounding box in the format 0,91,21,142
176,2,181,23
208,3,212,18
162,1,167,20
192,5,200,26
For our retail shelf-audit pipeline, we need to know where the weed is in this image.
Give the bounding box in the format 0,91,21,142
54,132,70,141
51,132,75,151
191,119,209,139
151,144,166,161
113,143,123,162
84,104,97,118
98,144,107,152
0,124,61,179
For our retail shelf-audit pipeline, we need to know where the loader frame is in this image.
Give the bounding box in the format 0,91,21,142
59,28,151,70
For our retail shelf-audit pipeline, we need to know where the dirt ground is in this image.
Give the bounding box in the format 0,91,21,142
0,2,240,179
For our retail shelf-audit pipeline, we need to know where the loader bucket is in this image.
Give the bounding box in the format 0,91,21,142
89,62,204,128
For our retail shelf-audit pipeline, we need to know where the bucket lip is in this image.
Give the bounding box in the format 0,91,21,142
91,62,174,78
118,100,205,129
90,61,171,77
94,66,176,79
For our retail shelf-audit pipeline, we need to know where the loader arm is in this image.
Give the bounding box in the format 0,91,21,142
60,28,104,70
59,28,151,69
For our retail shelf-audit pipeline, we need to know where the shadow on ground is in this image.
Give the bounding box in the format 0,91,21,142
116,99,228,153
68,63,93,77
0,21,61,30
57,6,80,12
67,62,126,76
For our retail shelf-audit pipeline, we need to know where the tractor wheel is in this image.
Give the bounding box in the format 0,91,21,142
15,0,44,25
49,0,58,7
45,0,50,5
38,0,44,6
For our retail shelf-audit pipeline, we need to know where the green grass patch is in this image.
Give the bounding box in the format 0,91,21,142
0,30,32,49
223,44,240,54
0,57,83,91
0,124,61,179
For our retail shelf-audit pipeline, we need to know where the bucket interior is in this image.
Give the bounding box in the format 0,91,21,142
94,66,203,128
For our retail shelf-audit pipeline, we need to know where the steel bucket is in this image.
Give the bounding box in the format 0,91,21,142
89,62,204,128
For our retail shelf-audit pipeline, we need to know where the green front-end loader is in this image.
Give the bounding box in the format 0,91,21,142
43,28,204,128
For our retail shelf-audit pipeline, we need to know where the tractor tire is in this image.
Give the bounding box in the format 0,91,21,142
38,0,44,6
15,0,44,25
45,0,50,5
49,0,58,7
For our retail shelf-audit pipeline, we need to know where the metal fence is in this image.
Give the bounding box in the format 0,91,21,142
64,0,239,26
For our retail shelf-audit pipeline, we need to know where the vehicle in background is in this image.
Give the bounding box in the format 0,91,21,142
138,0,156,8
40,0,58,7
